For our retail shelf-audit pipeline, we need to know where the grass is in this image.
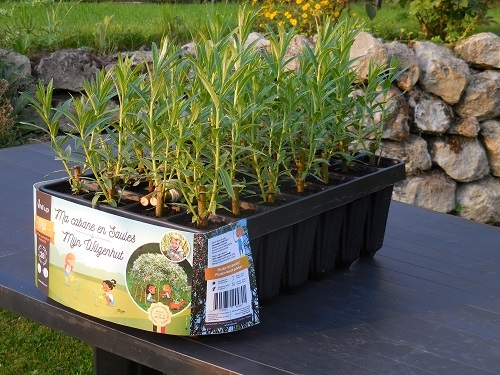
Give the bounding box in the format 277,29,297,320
0,1,241,55
0,1,498,56
0,308,93,375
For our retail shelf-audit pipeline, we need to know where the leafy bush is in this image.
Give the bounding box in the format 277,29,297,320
0,79,17,148
406,0,493,42
372,0,495,42
0,57,32,148
251,0,351,36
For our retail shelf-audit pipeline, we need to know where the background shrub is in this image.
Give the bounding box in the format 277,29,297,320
251,0,351,36
373,0,495,42
0,58,32,148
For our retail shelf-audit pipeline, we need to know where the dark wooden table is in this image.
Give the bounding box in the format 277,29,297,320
2,143,500,375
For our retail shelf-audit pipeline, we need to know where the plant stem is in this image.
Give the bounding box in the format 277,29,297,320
266,187,275,204
197,185,208,227
369,142,378,166
73,165,81,193
297,148,306,193
106,171,116,203
321,152,329,184
341,138,349,173
155,184,164,217
231,185,241,216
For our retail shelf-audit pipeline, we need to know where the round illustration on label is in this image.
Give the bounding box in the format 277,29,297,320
125,243,192,314
160,232,190,262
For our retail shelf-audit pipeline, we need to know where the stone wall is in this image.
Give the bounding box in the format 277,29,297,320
2,31,500,225
349,32,500,226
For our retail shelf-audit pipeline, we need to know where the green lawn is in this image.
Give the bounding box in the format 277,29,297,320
0,308,93,375
0,1,241,55
0,0,498,56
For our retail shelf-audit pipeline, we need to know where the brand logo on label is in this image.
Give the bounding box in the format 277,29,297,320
37,199,49,214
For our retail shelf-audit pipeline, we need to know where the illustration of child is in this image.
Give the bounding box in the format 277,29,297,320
146,284,156,303
234,226,244,257
166,233,184,261
161,284,172,300
102,279,116,306
64,253,76,286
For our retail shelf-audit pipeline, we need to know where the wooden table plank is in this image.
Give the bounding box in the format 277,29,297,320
1,143,500,375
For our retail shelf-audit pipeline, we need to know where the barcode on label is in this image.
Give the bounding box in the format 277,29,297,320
213,285,247,310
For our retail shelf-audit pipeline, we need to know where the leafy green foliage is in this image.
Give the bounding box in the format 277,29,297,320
252,0,351,37
0,0,77,55
26,6,400,225
0,57,33,148
369,0,494,42
0,79,18,148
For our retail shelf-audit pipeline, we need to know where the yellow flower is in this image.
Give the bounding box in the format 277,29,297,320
290,18,298,25
278,21,285,26
302,3,310,10
296,0,303,4
315,3,321,9
285,11,292,18
302,13,308,18
334,11,340,17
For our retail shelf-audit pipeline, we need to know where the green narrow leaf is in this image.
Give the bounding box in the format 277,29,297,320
365,4,378,20
219,168,234,199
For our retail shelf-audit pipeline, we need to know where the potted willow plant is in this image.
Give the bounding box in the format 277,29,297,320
30,6,405,315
